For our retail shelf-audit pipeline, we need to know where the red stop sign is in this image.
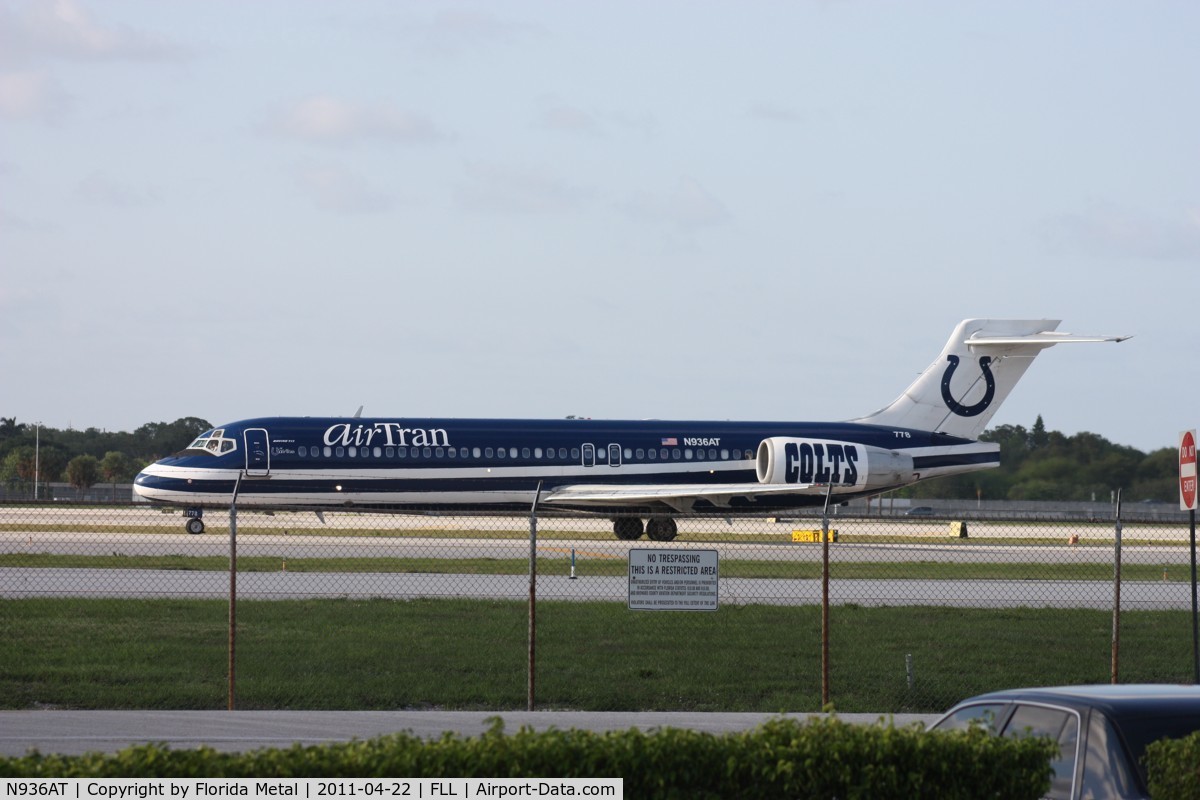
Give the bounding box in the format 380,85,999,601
1181,431,1197,510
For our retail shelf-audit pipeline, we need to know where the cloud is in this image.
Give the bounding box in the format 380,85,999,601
76,172,160,208
413,9,543,55
11,0,190,62
269,95,447,146
455,161,590,214
535,97,602,136
295,162,394,214
747,103,803,123
0,69,67,120
1040,205,1200,262
622,177,732,230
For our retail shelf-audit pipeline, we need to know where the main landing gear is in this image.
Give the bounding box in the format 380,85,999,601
611,517,678,542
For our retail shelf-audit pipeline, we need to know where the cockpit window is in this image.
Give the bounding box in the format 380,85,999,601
185,429,238,456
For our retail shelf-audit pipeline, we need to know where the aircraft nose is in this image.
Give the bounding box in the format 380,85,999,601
133,462,170,501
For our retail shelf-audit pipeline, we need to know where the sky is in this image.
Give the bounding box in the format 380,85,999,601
2,0,1197,454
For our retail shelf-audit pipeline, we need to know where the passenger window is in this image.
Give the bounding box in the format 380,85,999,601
624,448,633,459
648,449,657,460
423,447,432,458
684,448,693,460
1003,705,1079,800
636,449,644,459
386,447,394,457
535,448,543,458
348,447,357,457
373,447,381,457
435,447,444,458
570,447,579,460
933,703,1008,734
560,448,569,459
323,446,332,457
473,447,482,458
709,448,717,460
398,447,407,458
1081,713,1138,799
336,447,345,457
299,446,307,457
497,448,506,459
521,448,530,458
721,449,729,459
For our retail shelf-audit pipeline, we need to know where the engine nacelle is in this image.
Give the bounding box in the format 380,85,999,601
755,437,914,492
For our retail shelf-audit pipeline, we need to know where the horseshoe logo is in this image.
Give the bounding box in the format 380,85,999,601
941,355,996,417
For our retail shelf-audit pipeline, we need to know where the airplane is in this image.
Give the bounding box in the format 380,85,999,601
134,318,1128,539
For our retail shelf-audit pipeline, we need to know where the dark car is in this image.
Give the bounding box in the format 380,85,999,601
905,506,935,516
928,684,1200,799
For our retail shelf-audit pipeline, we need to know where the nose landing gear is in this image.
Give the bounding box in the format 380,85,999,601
184,508,205,535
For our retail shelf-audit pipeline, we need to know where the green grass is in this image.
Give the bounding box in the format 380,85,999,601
1,552,1192,582
0,598,1195,714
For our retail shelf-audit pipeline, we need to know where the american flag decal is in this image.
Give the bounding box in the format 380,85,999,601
661,437,678,446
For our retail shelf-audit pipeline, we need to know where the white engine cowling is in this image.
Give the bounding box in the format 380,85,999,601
755,437,914,491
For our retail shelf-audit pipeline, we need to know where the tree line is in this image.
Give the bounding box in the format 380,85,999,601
904,416,1178,502
0,413,1181,502
0,416,211,496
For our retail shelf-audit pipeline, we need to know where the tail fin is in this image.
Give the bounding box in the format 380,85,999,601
854,318,1129,440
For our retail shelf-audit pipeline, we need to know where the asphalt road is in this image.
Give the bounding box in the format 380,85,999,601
0,710,939,757
4,567,1196,609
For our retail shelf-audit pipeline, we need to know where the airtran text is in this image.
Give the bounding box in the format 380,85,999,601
324,423,450,449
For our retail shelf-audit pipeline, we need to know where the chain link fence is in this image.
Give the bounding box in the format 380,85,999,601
2,501,1198,714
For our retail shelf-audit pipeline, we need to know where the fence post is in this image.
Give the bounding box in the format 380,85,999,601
1111,489,1122,684
229,473,243,711
528,481,543,712
821,485,832,708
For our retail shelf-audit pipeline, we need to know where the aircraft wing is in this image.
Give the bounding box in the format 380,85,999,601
541,482,829,513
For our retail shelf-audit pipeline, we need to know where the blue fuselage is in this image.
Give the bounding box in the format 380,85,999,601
134,416,997,515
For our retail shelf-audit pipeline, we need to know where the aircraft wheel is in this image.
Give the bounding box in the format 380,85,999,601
186,518,205,535
613,517,644,540
646,518,678,542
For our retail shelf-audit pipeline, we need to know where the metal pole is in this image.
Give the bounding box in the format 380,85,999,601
229,473,243,711
821,484,833,708
1191,508,1199,684
1111,490,1122,684
528,481,543,712
33,422,40,501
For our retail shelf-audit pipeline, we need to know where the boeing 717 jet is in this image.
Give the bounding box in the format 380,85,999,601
134,318,1127,540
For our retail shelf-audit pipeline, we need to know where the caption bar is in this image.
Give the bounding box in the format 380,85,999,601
2,779,622,800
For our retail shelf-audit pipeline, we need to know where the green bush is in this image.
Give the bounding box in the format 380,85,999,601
1146,730,1200,800
0,717,1053,799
